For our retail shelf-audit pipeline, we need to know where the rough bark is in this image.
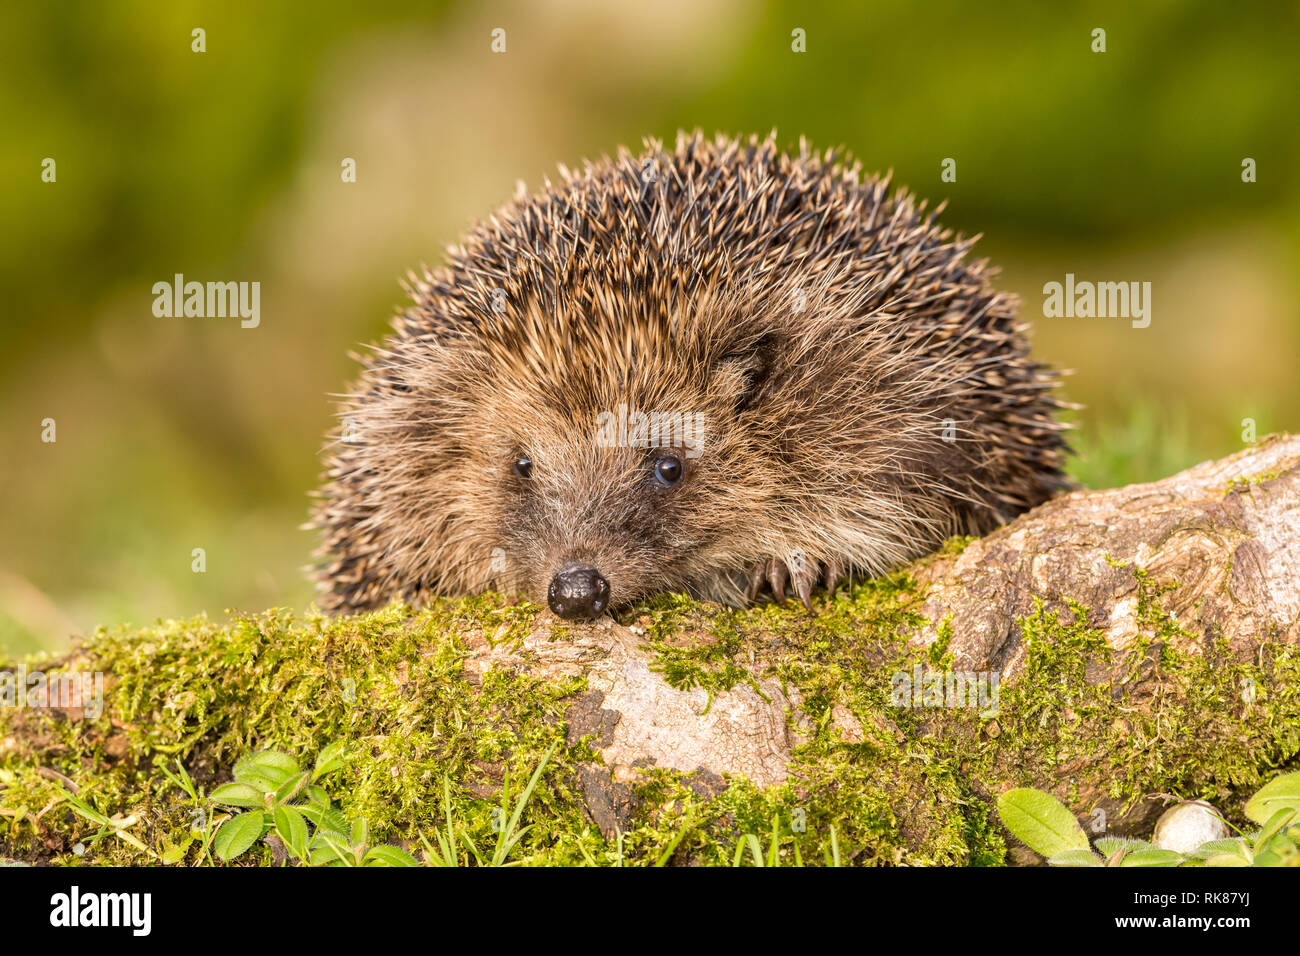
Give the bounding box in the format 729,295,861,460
913,434,1300,673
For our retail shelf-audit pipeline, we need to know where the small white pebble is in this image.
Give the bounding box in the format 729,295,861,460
1152,800,1227,854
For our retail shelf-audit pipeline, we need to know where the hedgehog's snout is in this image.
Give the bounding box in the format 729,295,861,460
547,563,611,619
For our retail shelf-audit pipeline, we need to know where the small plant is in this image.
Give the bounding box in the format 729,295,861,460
156,759,218,864
59,790,154,859
208,741,417,866
727,819,843,867
996,771,1300,867
417,742,557,867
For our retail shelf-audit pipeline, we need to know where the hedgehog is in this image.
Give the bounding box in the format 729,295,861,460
312,131,1071,620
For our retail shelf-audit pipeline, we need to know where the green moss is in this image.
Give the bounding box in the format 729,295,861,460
929,616,955,668
1222,467,1286,497
937,535,976,556
1,563,1297,866
631,599,764,707
949,574,1300,816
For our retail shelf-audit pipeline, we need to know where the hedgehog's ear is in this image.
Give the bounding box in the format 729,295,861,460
713,333,778,411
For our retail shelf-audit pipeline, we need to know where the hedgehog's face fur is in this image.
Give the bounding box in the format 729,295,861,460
313,132,1070,617
476,299,793,615
476,321,759,614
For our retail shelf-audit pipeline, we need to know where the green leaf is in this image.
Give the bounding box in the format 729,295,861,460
312,740,346,781
298,802,348,835
1047,849,1104,867
1204,852,1251,867
1250,846,1285,867
350,817,369,850
231,770,283,794
308,846,343,867
1253,807,1297,851
825,826,841,867
273,805,308,860
273,771,311,807
1275,826,1300,856
652,813,694,867
233,751,300,790
1094,837,1153,856
237,750,301,777
1187,838,1250,862
1244,772,1300,825
210,783,266,808
458,829,484,866
1119,848,1184,867
996,788,1090,859
59,792,109,826
213,811,265,861
302,785,331,808
364,844,419,867
489,742,557,866
309,829,352,867
158,834,194,865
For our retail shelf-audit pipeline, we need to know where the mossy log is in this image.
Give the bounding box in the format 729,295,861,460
1,437,1298,865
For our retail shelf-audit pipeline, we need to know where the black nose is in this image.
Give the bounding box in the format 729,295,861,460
547,564,611,619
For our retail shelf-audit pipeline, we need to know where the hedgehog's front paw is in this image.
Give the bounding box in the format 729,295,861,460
744,554,844,612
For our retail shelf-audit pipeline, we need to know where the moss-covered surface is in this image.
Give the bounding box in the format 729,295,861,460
1,566,1297,866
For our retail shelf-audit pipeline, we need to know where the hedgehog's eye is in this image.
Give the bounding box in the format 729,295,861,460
513,455,533,479
652,452,684,487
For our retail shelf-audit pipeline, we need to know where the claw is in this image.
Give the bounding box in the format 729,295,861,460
789,555,817,612
823,558,844,598
766,559,788,603
743,555,848,609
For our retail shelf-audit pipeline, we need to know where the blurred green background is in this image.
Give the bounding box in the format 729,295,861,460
2,1,1297,657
